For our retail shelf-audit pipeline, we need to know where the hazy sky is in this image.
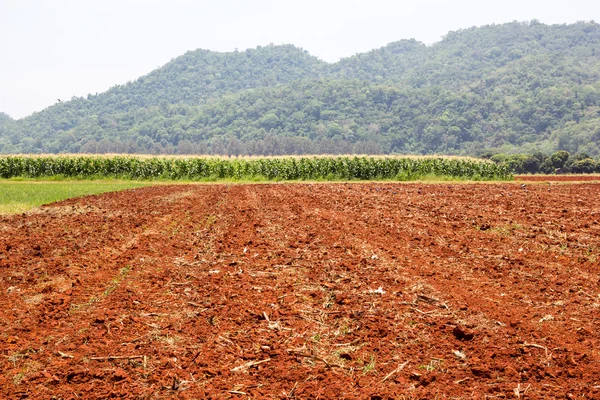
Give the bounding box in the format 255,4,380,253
1,0,599,119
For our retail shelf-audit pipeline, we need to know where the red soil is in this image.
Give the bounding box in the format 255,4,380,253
516,175,600,182
1,183,599,399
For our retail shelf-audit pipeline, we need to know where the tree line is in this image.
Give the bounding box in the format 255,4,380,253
488,151,600,173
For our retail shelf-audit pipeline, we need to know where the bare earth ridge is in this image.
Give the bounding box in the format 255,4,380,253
1,183,599,399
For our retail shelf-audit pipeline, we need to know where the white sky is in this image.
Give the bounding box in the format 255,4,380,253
1,0,599,119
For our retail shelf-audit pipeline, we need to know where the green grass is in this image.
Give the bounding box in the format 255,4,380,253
0,180,150,214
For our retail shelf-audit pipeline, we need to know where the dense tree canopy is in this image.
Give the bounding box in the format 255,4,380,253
2,21,600,156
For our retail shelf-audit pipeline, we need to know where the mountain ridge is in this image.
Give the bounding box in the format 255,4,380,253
2,20,600,156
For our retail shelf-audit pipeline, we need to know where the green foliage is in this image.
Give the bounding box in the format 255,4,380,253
0,156,512,181
571,158,599,173
2,22,600,156
491,150,600,174
548,150,570,169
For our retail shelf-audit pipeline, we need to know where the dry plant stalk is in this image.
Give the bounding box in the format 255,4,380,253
90,355,145,361
231,358,271,373
382,360,409,382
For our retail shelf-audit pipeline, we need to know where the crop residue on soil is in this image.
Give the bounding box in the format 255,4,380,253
1,183,599,399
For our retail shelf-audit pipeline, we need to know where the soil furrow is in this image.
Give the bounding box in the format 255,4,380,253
1,183,599,399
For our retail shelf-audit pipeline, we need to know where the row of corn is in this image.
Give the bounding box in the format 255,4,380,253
0,156,512,181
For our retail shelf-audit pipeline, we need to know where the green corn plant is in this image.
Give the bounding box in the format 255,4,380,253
0,156,513,181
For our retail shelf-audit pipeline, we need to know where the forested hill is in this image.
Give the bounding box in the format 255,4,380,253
2,21,600,156
92,45,325,113
337,21,600,83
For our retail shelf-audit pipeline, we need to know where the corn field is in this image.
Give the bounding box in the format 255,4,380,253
0,156,512,181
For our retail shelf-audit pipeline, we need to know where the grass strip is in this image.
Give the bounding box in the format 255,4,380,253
0,180,150,214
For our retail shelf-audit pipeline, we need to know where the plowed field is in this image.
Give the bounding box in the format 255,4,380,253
516,175,600,182
1,183,599,399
